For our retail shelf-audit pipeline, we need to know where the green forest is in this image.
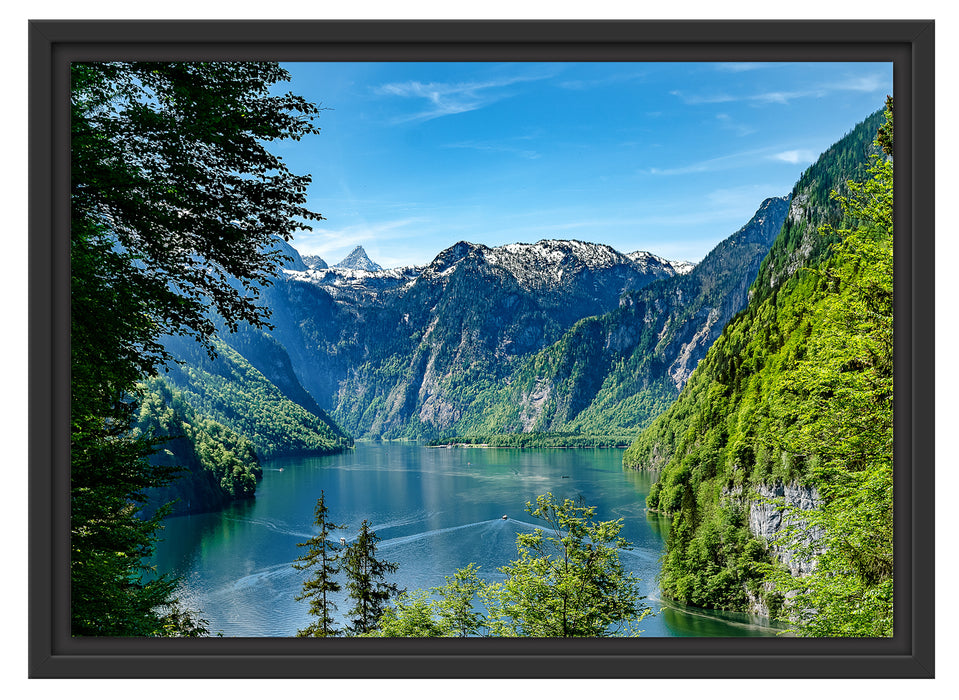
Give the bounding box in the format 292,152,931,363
623,101,893,635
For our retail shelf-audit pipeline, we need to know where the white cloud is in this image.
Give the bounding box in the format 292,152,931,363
670,89,736,105
716,113,757,137
770,149,817,165
827,73,890,93
557,71,648,90
374,73,547,123
751,88,828,104
645,147,771,176
714,62,769,73
293,217,427,258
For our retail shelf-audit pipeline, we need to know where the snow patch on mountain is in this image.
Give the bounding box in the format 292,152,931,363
627,250,695,275
284,265,423,302
421,239,688,292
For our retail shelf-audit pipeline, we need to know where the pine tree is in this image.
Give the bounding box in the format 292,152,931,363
293,492,344,637
342,520,401,636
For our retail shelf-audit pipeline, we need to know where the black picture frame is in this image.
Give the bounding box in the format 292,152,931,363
28,19,935,678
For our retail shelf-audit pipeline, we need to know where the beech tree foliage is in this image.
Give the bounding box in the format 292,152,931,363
373,494,648,638
766,98,894,636
484,493,648,637
71,61,322,635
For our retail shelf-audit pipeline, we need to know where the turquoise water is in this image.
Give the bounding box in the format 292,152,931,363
151,441,781,637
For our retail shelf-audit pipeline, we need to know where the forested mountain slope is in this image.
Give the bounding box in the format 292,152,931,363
160,333,352,459
134,377,262,516
447,195,790,438
622,107,892,635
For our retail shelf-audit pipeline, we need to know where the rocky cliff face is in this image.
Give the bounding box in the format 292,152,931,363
300,254,328,269
748,481,822,577
725,480,822,617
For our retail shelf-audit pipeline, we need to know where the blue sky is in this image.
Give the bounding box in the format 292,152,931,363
274,61,892,268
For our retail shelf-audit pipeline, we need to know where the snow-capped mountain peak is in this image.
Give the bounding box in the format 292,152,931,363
335,246,382,272
627,250,695,275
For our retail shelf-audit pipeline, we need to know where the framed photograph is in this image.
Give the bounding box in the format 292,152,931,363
29,19,934,677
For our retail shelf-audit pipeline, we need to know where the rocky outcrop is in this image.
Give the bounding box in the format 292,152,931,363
719,480,822,617
667,307,721,389
748,481,822,577
301,254,328,269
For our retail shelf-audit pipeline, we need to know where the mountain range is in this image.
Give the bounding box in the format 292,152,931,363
158,202,792,445
254,237,715,439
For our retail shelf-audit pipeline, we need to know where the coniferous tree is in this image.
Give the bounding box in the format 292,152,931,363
342,520,401,635
293,492,344,637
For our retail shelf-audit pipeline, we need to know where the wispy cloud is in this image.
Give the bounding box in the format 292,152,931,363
672,72,888,106
646,143,823,176
827,73,890,93
374,74,547,123
769,149,818,165
751,88,828,104
645,147,772,176
558,71,648,90
716,112,757,137
295,217,427,255
670,89,736,105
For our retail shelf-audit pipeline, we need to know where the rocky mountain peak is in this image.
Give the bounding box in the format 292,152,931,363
301,254,328,270
335,245,382,272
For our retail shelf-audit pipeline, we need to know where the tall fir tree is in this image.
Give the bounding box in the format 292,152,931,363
342,520,401,636
293,492,344,637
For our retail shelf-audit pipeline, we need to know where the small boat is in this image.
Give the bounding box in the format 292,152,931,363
501,515,508,520
561,475,570,478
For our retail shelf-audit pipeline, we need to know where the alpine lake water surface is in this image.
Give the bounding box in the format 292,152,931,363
151,441,784,637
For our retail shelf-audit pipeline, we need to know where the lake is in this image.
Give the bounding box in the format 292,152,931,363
151,441,782,637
